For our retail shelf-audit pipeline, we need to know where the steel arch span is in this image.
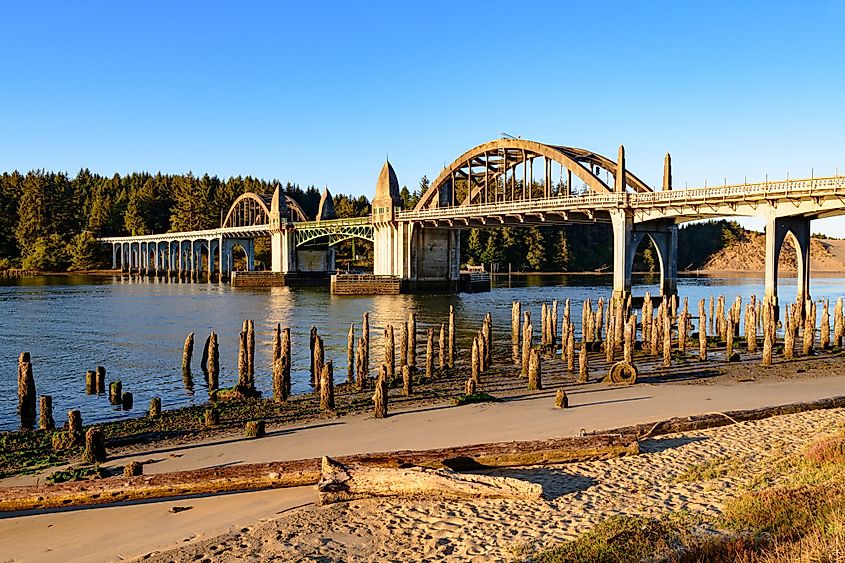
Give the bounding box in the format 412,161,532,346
413,138,652,211
223,193,309,228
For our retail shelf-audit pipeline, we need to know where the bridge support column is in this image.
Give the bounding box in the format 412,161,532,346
610,209,633,301
765,215,811,314
630,220,678,298
270,228,297,273
403,224,460,293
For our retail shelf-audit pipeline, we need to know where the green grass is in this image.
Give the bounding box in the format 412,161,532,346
46,465,108,484
453,391,500,406
0,430,75,479
675,456,742,483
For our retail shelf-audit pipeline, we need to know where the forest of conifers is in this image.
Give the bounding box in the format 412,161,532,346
0,168,744,272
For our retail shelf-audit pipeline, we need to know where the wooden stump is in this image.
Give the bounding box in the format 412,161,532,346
85,370,96,395
356,337,368,390
400,320,408,370
309,325,318,384
39,395,54,430
555,389,568,409
438,323,446,370
762,316,773,366
471,337,479,383
245,420,265,439
402,365,412,396
182,332,194,376
207,332,219,392
238,329,249,389
320,360,335,412
201,333,211,376
123,461,143,477
477,330,486,373
95,366,106,394
465,377,477,395
662,309,672,368
698,299,708,361
373,369,389,419
511,301,521,347
273,356,287,403
17,352,36,430
347,322,355,383
108,381,122,405
68,409,83,444
246,319,255,386
362,312,370,377
577,341,589,383
272,323,282,366
313,336,325,394
408,313,417,370
204,408,220,427
425,328,434,378
282,328,292,396
821,300,831,350
521,311,532,378
528,349,542,391
448,305,455,368
834,297,844,347
566,324,575,373
383,326,394,380
726,319,735,359
82,427,106,464
121,392,133,410
623,318,634,364
149,397,161,417
784,311,795,360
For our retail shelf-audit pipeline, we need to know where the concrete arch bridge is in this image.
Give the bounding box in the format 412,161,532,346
101,137,845,307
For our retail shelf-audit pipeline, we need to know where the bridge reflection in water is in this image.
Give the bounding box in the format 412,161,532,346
101,138,845,309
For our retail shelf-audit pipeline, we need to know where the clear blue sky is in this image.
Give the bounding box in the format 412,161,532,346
2,1,844,233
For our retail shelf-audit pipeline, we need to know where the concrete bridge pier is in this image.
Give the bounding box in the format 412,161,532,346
764,215,811,315
611,210,678,302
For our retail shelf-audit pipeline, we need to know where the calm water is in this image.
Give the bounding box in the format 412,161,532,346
2,273,845,431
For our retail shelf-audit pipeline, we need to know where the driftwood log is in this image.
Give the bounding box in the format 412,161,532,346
0,433,637,512
317,456,543,505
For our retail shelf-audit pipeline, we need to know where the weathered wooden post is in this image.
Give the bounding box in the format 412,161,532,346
448,305,455,368
204,407,219,427
121,391,133,410
477,329,487,373
68,409,83,445
149,397,161,417
356,336,367,390
272,323,281,366
726,318,735,358
362,312,370,374
709,296,715,336
642,293,652,345
821,300,830,350
408,312,417,370
678,305,688,356
567,322,575,373
246,319,255,385
511,301,520,346
802,301,816,355
521,311,532,377
483,313,492,367
465,376,477,395
471,337,480,383
314,336,325,394
623,317,634,364
85,370,96,395
555,389,568,409
39,395,54,430
109,380,122,405
784,309,795,360
95,365,106,394
425,327,434,378
698,299,707,361
239,328,249,388
83,427,106,464
309,326,318,384
402,364,412,396
438,323,446,369
528,348,542,390
834,297,844,348
244,420,265,438
593,298,601,343
614,295,624,349
347,322,355,383
762,305,774,366
201,333,211,376
320,360,335,411
577,341,588,383
605,315,615,364
282,327,291,395
124,461,143,477
373,365,388,418
552,300,559,350
182,332,194,375
208,331,219,392
662,307,672,368
387,325,396,378
273,355,287,403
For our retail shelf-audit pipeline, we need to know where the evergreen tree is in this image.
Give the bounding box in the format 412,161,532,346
525,227,546,270
556,230,571,271
68,231,100,270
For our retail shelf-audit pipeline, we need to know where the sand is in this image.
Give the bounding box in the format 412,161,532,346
1,373,845,562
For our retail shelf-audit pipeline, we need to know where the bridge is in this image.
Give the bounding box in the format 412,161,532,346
101,137,845,308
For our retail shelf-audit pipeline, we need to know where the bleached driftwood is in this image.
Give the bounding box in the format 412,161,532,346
317,456,543,505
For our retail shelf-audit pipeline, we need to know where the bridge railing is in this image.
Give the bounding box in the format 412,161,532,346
634,176,845,205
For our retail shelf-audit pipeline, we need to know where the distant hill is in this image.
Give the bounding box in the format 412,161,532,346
679,221,845,272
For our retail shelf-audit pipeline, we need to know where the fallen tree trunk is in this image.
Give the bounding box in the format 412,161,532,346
0,434,636,512
318,456,543,505
592,395,845,439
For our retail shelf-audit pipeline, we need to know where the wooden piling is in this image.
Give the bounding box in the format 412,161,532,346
835,297,844,348
373,366,388,418
239,329,249,389
347,322,355,383
82,427,106,464
149,397,161,417
282,328,291,395
662,307,672,368
182,332,194,376
204,408,219,427
698,299,707,361
567,323,575,373
605,315,615,364
85,370,96,395
465,377,477,395
726,318,735,358
521,311,532,377
244,420,265,439
577,341,588,383
803,301,815,355
528,349,542,391
471,336,480,383
593,298,601,343
555,389,568,409
762,306,773,366
552,300,559,350
478,330,487,373
402,364,412,396
400,319,408,370
273,355,287,403
821,300,830,349
356,336,367,390
272,324,281,366
384,326,395,379
320,360,335,411
642,293,652,345
108,380,122,405
408,313,417,370
439,323,446,370
95,366,106,394
121,392,133,410
39,395,54,430
709,295,715,336
784,308,795,360
201,333,211,375
68,409,83,444
511,301,520,346
314,336,325,394
246,320,255,385
17,352,36,430
448,305,455,368
623,317,634,364
124,461,143,477
426,328,434,378
362,312,370,376
208,332,219,392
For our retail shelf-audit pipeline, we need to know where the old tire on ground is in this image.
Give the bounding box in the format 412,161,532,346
608,361,638,385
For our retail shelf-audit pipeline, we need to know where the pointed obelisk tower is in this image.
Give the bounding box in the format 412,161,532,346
372,160,403,276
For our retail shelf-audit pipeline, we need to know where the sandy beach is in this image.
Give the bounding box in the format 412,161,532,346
2,371,845,562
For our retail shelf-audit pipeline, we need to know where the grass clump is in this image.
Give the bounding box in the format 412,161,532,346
453,391,500,406
46,464,108,484
676,456,740,483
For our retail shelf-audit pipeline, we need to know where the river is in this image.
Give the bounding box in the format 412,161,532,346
1,273,844,431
